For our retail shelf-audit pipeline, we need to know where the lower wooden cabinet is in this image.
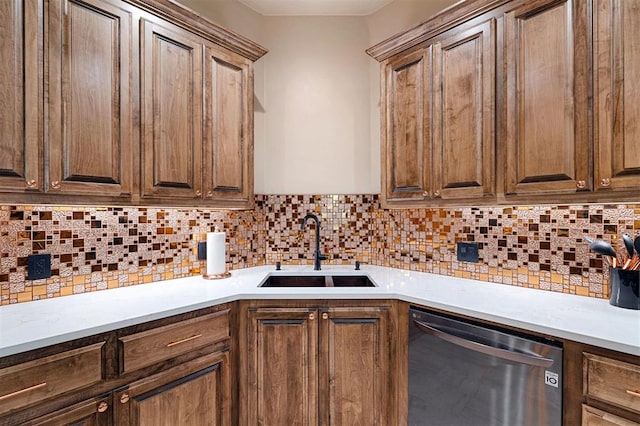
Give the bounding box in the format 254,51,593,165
241,301,400,426
114,350,231,425
20,395,112,426
582,352,640,425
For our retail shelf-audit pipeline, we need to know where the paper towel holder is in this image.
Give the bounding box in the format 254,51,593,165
203,271,231,280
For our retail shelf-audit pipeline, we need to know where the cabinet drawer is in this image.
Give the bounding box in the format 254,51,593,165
584,353,640,413
582,405,639,426
0,342,104,415
119,309,230,373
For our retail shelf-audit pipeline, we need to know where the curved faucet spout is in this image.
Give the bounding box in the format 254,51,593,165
300,213,326,270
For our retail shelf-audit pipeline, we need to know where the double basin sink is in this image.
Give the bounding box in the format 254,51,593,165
260,274,375,288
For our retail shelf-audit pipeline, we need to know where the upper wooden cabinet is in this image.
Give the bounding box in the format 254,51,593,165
380,19,495,207
0,0,266,207
140,18,204,201
382,48,431,204
503,0,590,196
204,47,254,206
369,0,640,206
593,0,640,193
0,0,42,193
47,0,134,198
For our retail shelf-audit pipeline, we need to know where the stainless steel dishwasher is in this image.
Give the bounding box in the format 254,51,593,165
409,307,563,426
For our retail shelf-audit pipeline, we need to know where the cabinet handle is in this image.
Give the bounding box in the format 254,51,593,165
627,389,640,398
206,190,213,198
120,393,130,404
433,190,441,198
322,313,329,320
309,313,315,320
0,382,47,401
97,401,108,413
576,180,586,189
166,334,202,347
422,191,429,198
51,181,61,190
600,178,611,187
195,190,202,197
26,179,37,188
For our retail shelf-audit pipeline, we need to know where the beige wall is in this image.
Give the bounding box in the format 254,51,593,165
177,0,457,194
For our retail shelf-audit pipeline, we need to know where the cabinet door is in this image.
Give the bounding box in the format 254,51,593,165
114,351,230,426
140,18,203,200
204,46,253,207
47,0,133,197
382,47,432,206
504,0,590,196
246,307,318,426
582,405,639,426
433,20,495,200
319,306,390,426
593,0,640,193
21,395,111,426
0,0,42,193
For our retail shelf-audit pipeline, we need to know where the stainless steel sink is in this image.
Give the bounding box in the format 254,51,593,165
260,274,375,288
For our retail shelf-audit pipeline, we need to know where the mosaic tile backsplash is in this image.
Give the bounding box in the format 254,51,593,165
1,195,639,304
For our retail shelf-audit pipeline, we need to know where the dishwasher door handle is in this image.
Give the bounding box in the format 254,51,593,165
413,320,555,368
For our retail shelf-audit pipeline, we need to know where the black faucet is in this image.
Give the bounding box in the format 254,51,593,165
300,213,327,270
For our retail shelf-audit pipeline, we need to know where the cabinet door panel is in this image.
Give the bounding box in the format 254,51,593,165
383,48,431,204
0,0,41,192
205,47,253,206
115,352,230,426
320,307,389,426
433,20,495,200
504,0,589,195
21,396,111,426
247,308,318,426
141,19,203,199
48,0,132,196
594,0,640,192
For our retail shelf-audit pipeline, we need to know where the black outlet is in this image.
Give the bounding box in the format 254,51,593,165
27,253,52,280
457,242,479,263
197,242,207,260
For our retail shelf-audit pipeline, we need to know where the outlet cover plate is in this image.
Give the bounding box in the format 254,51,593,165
457,242,479,263
27,253,52,280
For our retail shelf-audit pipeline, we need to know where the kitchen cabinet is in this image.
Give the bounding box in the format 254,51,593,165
503,0,590,197
114,351,231,425
140,18,255,208
20,395,112,426
0,0,42,193
241,301,399,425
140,18,204,201
380,19,495,207
581,352,640,425
0,0,265,207
593,0,640,193
0,305,232,426
47,0,134,198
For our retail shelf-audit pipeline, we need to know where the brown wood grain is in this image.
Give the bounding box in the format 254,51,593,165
47,0,133,197
0,342,104,415
0,0,42,193
119,310,230,374
593,0,640,193
582,404,640,426
20,395,111,426
584,353,640,414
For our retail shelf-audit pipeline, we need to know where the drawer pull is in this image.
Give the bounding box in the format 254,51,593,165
0,382,47,401
166,334,203,347
626,389,640,398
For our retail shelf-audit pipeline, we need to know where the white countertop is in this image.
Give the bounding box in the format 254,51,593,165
1,265,639,357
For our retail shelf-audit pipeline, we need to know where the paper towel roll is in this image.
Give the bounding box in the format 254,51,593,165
206,231,226,276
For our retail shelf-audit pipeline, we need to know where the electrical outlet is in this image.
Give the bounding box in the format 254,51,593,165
457,242,479,263
27,253,52,280
197,242,207,260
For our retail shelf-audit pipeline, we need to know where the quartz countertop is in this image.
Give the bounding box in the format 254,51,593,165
1,265,638,357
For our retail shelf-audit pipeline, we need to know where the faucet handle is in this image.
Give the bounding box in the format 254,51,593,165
319,254,327,261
